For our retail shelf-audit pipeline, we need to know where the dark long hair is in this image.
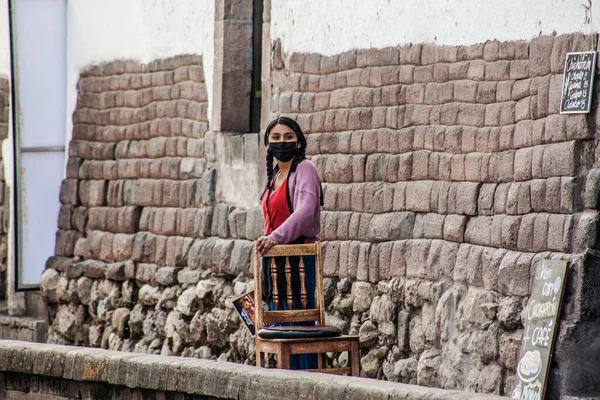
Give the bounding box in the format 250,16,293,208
263,116,307,191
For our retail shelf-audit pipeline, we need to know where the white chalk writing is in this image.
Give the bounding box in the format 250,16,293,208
561,51,596,113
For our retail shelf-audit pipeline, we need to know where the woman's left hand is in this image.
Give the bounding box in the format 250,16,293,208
255,236,277,254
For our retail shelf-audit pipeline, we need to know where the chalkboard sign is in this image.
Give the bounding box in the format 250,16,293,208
560,51,597,114
511,260,568,400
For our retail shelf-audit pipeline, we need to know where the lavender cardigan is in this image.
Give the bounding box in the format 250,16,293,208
268,160,321,244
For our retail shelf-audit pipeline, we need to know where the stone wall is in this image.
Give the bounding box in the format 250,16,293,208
0,339,505,400
42,56,262,363
267,33,600,397
41,35,600,399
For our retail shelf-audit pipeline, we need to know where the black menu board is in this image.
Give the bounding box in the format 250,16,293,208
560,51,596,114
511,260,568,400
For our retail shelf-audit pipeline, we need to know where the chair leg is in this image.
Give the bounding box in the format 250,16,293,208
350,340,360,376
317,353,326,369
277,345,290,369
256,348,265,367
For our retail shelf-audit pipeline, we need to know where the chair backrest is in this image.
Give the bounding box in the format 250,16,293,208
252,242,325,329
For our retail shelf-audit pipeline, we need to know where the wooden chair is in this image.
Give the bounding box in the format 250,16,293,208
253,241,360,376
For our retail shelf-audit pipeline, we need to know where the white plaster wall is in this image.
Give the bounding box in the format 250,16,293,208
272,0,600,55
66,0,215,144
0,1,10,77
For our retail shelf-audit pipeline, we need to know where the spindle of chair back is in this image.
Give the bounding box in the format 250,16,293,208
252,242,325,330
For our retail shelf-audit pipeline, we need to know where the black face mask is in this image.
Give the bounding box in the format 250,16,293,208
269,141,298,162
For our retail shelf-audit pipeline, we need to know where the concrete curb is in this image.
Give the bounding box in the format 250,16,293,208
0,340,507,399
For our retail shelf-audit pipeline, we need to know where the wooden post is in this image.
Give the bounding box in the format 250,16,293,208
351,340,360,376
285,257,293,310
299,256,307,309
315,242,325,324
271,258,279,310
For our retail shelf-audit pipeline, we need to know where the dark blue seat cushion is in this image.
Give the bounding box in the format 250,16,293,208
257,325,341,339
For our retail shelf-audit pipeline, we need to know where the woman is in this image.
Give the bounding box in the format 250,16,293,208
255,116,322,370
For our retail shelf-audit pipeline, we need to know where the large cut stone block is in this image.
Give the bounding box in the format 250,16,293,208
542,141,579,178
529,36,554,76
498,251,530,296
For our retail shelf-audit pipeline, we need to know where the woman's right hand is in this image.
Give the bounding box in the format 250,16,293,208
255,235,277,255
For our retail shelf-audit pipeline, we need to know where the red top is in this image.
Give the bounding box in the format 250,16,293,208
262,178,291,235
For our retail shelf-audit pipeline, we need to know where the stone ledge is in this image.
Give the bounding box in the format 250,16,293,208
0,340,504,399
0,317,47,343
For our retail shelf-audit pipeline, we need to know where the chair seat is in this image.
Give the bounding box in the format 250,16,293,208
257,325,341,339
